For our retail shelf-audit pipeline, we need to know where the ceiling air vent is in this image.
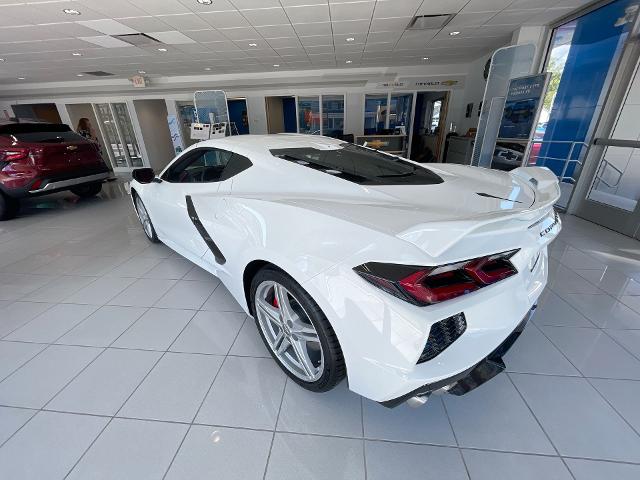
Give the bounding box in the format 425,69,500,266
112,33,162,47
82,71,115,77
406,14,454,30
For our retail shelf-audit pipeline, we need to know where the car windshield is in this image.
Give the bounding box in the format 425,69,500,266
270,143,443,186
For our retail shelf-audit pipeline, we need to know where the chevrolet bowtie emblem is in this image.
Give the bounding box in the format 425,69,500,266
367,139,389,149
66,145,78,151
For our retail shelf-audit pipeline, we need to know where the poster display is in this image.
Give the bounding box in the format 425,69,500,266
498,73,550,140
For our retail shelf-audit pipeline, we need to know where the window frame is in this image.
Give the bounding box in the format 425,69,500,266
161,147,252,184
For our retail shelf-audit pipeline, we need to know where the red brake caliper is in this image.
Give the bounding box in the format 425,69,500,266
272,291,279,308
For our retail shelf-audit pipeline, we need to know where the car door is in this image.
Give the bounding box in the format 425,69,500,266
146,147,234,259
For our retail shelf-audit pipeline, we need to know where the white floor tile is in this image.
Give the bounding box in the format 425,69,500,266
119,352,223,422
201,285,245,312
589,378,640,433
47,348,161,416
66,418,188,480
560,293,640,329
170,310,245,355
533,290,596,327
143,257,193,279
565,458,640,480
5,303,98,343
363,396,456,445
106,256,161,278
111,308,194,351
228,317,271,357
443,373,555,454
165,425,272,480
548,265,603,295
277,380,362,437
0,340,46,381
0,406,36,446
0,344,102,408
366,441,467,480
197,356,286,429
108,278,177,307
576,268,640,297
31,255,93,275
64,275,136,305
20,275,96,303
462,449,572,480
182,265,220,283
154,279,217,310
511,373,640,462
56,305,148,347
0,273,55,301
0,301,54,338
266,433,365,480
606,328,640,358
0,411,107,480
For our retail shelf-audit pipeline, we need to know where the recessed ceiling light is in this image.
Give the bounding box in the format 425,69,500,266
345,60,352,64
346,37,355,42
0,58,5,62
197,0,213,4
248,42,257,47
273,64,279,67
76,74,84,77
138,70,146,74
157,47,168,52
422,57,429,60
449,31,460,36
62,8,80,15
204,67,211,71
72,52,82,56
17,77,25,80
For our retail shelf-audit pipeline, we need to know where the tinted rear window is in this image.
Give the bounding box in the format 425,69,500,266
0,123,85,143
270,144,443,186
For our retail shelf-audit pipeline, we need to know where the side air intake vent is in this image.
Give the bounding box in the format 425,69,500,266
418,313,467,363
82,71,115,77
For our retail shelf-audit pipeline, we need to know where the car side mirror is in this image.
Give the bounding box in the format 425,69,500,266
132,168,156,184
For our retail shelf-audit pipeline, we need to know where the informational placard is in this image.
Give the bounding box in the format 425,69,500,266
167,114,184,154
498,73,550,141
190,122,211,141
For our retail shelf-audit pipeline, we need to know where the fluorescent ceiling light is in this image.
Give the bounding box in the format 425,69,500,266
17,77,25,80
449,31,460,36
345,60,352,64
248,42,257,47
204,67,212,70
77,19,138,35
346,37,355,42
197,0,213,4
157,47,168,52
62,9,80,15
273,64,280,67
76,74,84,77
72,52,82,56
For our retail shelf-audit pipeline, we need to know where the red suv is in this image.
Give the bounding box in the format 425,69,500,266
0,122,111,220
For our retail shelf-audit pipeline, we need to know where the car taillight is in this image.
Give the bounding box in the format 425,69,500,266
353,249,519,306
0,148,30,169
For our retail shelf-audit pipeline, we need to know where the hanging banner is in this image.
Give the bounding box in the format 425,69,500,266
167,114,184,154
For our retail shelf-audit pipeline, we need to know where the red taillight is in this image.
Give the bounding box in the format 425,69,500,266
0,147,30,164
354,250,519,306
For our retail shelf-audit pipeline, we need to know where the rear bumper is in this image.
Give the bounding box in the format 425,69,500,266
1,165,111,198
379,305,535,408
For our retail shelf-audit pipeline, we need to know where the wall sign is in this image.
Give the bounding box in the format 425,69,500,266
369,75,466,90
131,75,147,88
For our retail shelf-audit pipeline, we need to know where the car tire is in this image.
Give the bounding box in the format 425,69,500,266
0,193,19,221
133,194,160,243
70,182,102,198
251,267,346,392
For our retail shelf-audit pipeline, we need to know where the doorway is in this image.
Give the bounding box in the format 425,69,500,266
66,103,110,169
11,103,61,123
410,91,449,162
227,98,250,135
265,96,297,134
133,100,175,172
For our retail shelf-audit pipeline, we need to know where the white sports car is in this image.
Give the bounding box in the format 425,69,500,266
130,134,561,407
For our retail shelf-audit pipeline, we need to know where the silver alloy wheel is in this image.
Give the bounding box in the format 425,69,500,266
135,196,153,239
255,280,324,382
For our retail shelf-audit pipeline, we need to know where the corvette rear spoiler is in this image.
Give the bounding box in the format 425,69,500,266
397,166,561,258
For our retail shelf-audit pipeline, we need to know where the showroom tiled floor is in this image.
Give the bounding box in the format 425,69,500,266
1,182,640,479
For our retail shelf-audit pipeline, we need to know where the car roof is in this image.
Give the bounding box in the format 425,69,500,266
195,134,345,157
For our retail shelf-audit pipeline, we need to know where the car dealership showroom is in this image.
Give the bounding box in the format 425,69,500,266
2,0,640,478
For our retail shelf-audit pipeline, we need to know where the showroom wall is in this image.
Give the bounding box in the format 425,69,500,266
132,99,176,172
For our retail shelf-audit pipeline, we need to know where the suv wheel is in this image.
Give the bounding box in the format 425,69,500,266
0,193,19,221
251,267,346,392
70,182,102,198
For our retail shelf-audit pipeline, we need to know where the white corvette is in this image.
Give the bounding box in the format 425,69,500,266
130,134,561,407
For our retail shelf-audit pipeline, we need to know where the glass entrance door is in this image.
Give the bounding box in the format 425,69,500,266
93,102,144,170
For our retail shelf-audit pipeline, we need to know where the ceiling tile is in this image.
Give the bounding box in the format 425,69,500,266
366,30,402,43
76,0,149,18
370,16,411,31
334,43,364,52
182,29,227,42
233,0,282,8
523,7,574,25
116,16,172,32
416,0,467,15
76,19,139,35
448,12,497,27
364,42,394,52
200,11,250,28
299,35,333,46
255,24,297,38
266,37,302,48
461,0,513,13
331,19,371,34
305,45,335,54
334,32,366,44
487,9,545,25
329,1,375,21
148,30,196,44
373,0,421,19
177,0,236,13
127,0,191,16
155,13,210,30
219,26,260,40
285,5,330,23
233,39,271,50
78,35,134,48
292,22,332,36
241,7,289,26
1,2,106,25
280,0,328,5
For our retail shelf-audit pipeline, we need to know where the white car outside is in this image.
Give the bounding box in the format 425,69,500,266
130,134,561,407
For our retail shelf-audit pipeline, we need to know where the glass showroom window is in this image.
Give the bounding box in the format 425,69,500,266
93,103,143,169
298,96,321,134
364,94,388,134
389,93,413,134
321,95,345,138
